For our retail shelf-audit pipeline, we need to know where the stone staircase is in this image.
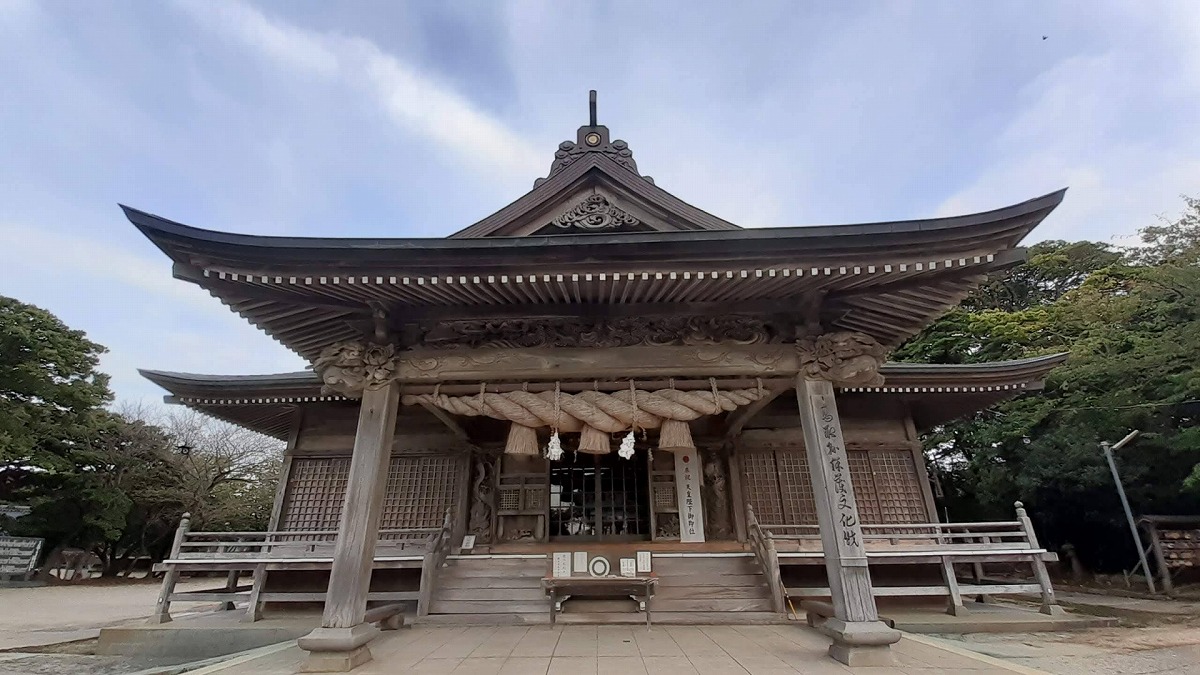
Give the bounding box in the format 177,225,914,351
420,552,782,625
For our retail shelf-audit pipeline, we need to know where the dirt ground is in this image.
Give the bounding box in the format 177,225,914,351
944,613,1200,674
0,578,221,675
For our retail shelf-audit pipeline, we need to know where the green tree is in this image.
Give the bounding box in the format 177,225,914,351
900,199,1200,571
0,297,111,467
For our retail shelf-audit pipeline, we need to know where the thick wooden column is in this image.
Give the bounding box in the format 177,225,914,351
796,376,900,666
298,381,400,672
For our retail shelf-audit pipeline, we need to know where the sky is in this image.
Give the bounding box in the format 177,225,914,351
1,0,1198,408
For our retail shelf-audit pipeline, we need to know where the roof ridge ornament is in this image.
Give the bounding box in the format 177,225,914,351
534,90,653,187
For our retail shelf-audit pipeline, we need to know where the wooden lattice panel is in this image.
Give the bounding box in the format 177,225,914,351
653,479,677,512
847,451,881,524
280,457,351,531
282,455,463,532
740,447,786,526
741,443,926,528
380,455,462,531
868,450,928,523
775,450,818,525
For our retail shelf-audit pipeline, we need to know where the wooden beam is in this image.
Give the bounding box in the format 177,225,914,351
390,297,816,323
417,400,473,445
395,344,802,382
723,385,787,440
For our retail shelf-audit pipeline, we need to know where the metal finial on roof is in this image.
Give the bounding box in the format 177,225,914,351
534,90,652,187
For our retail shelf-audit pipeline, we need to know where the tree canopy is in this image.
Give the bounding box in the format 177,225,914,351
0,296,282,574
898,197,1200,571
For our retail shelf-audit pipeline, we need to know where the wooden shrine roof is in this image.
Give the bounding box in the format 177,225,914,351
141,354,1068,439
123,188,1064,359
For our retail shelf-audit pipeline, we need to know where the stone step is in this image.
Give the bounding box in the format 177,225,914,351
416,611,789,626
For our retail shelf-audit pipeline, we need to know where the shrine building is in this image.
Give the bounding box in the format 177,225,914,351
131,96,1069,669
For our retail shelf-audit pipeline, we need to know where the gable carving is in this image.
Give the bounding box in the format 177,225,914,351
552,194,640,231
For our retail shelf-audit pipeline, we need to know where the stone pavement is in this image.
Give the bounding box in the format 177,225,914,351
192,625,1040,674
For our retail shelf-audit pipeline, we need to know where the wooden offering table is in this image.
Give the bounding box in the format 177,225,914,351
541,575,658,627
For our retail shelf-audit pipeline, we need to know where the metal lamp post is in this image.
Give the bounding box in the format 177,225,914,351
1101,430,1155,593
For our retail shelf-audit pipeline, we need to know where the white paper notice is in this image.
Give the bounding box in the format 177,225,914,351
674,449,706,543
573,551,588,573
552,552,571,578
636,550,652,573
620,558,636,577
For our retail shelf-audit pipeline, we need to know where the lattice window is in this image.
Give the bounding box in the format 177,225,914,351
847,450,881,524
380,455,462,532
868,450,928,523
740,448,786,526
653,479,677,512
775,449,818,525
742,444,926,528
498,487,521,512
281,455,463,533
280,457,351,532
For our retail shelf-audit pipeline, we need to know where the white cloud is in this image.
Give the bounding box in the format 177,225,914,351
174,0,544,180
0,222,219,313
0,222,306,408
932,12,1200,247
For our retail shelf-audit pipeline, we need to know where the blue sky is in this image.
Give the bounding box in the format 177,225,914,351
1,0,1198,406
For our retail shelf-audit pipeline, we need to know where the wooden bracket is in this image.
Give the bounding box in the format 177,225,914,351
722,384,788,440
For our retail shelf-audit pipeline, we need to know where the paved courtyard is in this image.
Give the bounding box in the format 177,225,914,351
193,625,1034,674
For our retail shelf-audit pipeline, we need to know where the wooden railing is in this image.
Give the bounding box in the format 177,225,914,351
764,502,1062,616
745,503,786,613
767,519,1033,551
170,523,440,561
417,507,455,617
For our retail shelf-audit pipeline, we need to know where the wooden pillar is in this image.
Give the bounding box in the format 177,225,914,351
1146,524,1174,596
298,382,401,672
246,409,301,622
149,512,190,624
1016,502,1064,616
796,377,900,666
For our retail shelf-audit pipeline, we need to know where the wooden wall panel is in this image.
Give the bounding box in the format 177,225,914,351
280,453,466,532
737,434,927,527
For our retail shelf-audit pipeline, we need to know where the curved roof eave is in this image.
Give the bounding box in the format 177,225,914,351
141,353,1068,397
122,188,1066,270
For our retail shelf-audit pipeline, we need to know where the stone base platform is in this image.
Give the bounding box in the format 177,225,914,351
185,624,1037,674
97,614,316,661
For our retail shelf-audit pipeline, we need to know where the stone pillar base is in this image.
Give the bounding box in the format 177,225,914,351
828,643,896,667
298,624,380,673
819,618,902,667
1040,604,1066,616
301,646,372,673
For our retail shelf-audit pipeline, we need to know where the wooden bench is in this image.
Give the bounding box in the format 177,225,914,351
0,536,43,584
541,575,658,627
768,502,1064,616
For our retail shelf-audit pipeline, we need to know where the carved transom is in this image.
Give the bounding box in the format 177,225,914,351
420,316,778,350
552,194,640,231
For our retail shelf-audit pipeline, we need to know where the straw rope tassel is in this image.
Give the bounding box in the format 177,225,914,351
658,380,695,453
502,382,539,456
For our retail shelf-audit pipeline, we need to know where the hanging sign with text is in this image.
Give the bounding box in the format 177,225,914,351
674,449,706,543
810,392,868,567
